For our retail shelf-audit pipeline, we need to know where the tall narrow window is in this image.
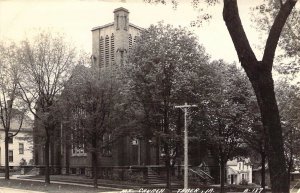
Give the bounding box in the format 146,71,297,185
102,133,112,157
105,35,110,66
99,37,104,68
116,14,119,30
111,34,115,65
9,150,13,162
129,34,132,51
19,143,24,154
133,36,137,45
71,107,86,157
124,16,127,30
120,51,124,66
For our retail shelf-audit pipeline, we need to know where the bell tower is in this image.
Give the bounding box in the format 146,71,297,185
114,7,129,66
114,7,129,31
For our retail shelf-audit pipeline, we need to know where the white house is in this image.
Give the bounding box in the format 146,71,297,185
0,117,33,167
227,157,253,185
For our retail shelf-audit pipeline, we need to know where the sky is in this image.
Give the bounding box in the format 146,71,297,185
0,0,265,63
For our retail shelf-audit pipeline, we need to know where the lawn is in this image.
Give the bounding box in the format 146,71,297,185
0,178,117,193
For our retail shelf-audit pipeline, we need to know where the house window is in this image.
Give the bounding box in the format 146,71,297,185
71,144,86,156
102,133,112,157
19,143,24,154
239,163,241,170
9,150,13,162
8,133,13,143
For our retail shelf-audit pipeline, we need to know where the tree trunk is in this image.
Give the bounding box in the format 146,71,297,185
5,130,9,180
261,150,266,192
156,136,160,165
91,133,98,188
65,141,70,175
251,70,289,192
287,153,293,190
92,150,98,188
145,138,151,165
165,155,171,190
44,132,50,184
222,1,296,192
220,157,226,193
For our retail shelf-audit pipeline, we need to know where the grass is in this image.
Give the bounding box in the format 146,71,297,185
0,178,116,193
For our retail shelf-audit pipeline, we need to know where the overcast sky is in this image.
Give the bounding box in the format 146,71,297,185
0,0,265,63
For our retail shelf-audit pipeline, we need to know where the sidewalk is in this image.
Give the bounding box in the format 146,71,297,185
0,187,45,193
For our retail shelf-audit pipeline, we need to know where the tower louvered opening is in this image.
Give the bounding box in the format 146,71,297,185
129,34,132,51
99,37,104,67
111,34,115,65
105,35,110,66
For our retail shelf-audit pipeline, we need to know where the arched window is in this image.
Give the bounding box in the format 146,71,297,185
111,34,115,65
105,35,109,66
129,34,132,51
99,37,104,67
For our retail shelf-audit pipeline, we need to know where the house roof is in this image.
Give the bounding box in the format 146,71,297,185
227,166,238,175
0,116,33,132
227,159,238,166
227,157,252,166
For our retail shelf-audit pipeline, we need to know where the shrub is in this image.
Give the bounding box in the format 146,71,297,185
240,179,248,185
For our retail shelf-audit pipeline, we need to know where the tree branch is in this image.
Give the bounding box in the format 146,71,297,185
223,0,258,74
262,0,297,69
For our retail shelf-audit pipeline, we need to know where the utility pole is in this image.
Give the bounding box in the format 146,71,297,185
175,102,197,190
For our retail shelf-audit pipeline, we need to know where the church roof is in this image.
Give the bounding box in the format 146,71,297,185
113,7,129,13
91,22,144,31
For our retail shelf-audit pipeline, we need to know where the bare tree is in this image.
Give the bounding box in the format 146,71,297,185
17,31,77,184
0,42,26,180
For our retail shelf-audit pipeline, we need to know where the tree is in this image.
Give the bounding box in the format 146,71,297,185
193,62,251,192
0,41,27,180
17,31,77,184
251,1,300,78
276,81,300,188
126,23,212,189
61,65,125,188
144,1,298,191
241,99,267,191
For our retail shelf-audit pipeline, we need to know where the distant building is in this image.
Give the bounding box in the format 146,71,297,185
0,117,33,167
227,157,253,185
